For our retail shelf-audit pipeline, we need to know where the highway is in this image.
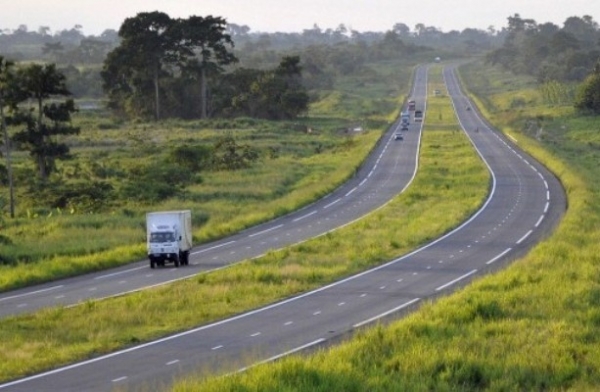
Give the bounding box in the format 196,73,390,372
0,64,566,392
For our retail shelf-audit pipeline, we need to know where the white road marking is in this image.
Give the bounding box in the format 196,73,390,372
0,285,64,302
95,267,146,280
238,338,326,372
192,241,236,255
353,298,421,328
486,248,512,265
293,210,317,222
345,187,357,197
323,198,341,209
248,225,283,238
435,269,477,291
535,215,544,227
517,230,532,244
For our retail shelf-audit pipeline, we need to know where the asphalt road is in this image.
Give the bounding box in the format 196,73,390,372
0,64,566,392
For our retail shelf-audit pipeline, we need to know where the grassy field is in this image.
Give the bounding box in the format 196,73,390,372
0,59,413,291
0,65,491,383
169,62,600,392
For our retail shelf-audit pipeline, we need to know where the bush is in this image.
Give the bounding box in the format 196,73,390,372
168,144,212,172
26,180,114,212
119,162,198,203
211,134,260,170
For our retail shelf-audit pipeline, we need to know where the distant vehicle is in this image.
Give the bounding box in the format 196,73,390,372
414,110,423,122
146,210,193,268
401,111,410,125
435,57,441,63
401,123,409,131
394,132,404,140
466,106,471,111
408,100,416,111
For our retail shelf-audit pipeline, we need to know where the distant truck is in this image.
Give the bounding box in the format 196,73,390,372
146,210,192,268
408,99,416,111
400,110,410,125
414,110,423,122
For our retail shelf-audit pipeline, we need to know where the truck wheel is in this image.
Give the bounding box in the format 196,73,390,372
183,252,189,265
150,259,155,269
174,257,180,267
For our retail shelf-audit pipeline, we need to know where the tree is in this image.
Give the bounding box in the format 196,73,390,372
575,61,600,114
42,42,65,62
228,56,308,120
175,15,237,118
101,13,237,120
392,23,411,37
0,56,16,217
11,64,79,181
114,11,175,121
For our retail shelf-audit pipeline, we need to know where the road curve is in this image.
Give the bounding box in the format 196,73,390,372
0,66,428,318
0,64,566,392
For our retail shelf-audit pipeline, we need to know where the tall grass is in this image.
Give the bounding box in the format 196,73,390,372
173,62,600,391
0,67,490,382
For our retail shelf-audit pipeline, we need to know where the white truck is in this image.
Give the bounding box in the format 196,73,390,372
146,210,192,268
400,111,410,125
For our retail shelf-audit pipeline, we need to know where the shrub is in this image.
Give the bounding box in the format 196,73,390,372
168,144,212,172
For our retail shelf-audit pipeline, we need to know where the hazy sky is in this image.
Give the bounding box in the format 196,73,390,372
2,0,599,36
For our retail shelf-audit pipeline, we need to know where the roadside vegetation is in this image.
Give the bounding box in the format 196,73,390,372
0,57,413,291
0,65,491,383
172,62,600,391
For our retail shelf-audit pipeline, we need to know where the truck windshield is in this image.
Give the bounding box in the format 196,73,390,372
150,232,176,243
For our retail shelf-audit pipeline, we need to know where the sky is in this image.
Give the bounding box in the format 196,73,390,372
2,0,599,36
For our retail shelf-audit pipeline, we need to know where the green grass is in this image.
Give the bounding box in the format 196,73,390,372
0,60,415,291
0,66,490,383
173,62,600,392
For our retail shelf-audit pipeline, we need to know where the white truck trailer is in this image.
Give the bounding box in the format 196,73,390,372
146,210,192,268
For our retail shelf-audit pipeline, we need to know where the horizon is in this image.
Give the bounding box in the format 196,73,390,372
1,0,597,37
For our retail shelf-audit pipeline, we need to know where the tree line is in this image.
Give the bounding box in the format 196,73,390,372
101,11,309,121
486,14,600,113
486,14,599,82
